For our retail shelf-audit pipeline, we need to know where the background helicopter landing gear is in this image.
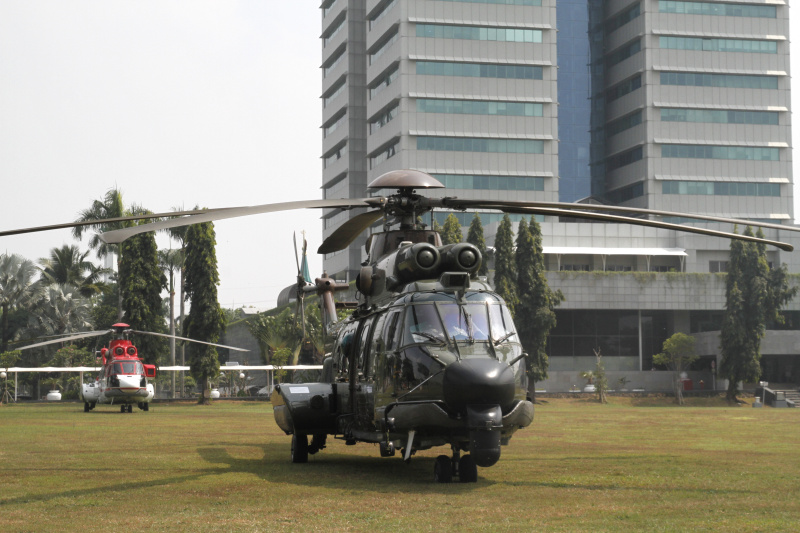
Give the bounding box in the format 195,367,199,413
291,434,309,463
434,455,452,483
137,402,149,411
84,402,91,412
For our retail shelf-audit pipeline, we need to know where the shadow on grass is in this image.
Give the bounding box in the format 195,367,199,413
0,443,485,507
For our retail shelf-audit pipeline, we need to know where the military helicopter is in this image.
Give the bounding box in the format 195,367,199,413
2,169,796,481
14,323,249,412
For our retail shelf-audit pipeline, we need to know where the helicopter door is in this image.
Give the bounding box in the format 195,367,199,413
353,316,376,380
378,309,403,396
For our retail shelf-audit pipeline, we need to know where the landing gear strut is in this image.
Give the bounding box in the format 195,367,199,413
433,445,478,483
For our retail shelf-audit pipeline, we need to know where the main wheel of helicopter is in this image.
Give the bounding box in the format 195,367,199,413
120,404,125,413
84,402,90,412
458,454,478,483
291,433,309,463
143,402,149,412
434,455,453,483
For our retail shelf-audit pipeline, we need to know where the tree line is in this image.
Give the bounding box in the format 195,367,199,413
0,188,224,403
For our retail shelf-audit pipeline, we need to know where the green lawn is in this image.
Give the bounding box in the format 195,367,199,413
1,397,797,532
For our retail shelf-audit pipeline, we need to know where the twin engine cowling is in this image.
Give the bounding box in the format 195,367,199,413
357,241,482,296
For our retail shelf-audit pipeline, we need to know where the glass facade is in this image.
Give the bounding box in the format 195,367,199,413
416,24,542,43
417,136,544,154
416,99,542,117
416,61,543,80
662,181,781,197
557,0,593,202
431,174,545,191
659,1,776,18
661,144,780,160
661,108,779,125
659,36,777,54
660,71,778,89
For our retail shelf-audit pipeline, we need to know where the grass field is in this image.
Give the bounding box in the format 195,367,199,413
1,397,798,532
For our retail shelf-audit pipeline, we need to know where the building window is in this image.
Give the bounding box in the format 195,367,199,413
369,65,399,100
709,260,729,273
560,264,590,272
661,108,778,125
606,39,641,67
604,181,644,203
369,30,398,65
323,143,347,168
606,265,633,272
662,181,781,197
659,36,777,54
323,174,348,199
323,79,346,108
417,136,544,154
416,61,543,80
322,0,340,18
606,146,643,171
417,98,543,117
659,1,776,18
369,140,398,169
431,174,545,191
368,0,396,30
323,16,346,47
369,104,399,134
607,110,642,136
661,144,779,161
606,3,641,33
606,75,641,103
323,113,347,138
660,71,778,89
323,47,346,78
416,23,542,43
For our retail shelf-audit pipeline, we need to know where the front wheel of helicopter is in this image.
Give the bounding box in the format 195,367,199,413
434,455,453,483
291,434,309,463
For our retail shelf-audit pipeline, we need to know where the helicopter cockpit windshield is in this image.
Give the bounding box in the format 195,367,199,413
403,293,518,346
113,361,144,375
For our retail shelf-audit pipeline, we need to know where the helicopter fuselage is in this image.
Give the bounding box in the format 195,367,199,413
272,238,535,478
81,338,155,413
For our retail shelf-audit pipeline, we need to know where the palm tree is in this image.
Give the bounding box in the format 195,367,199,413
39,245,109,298
72,188,126,260
0,254,44,352
26,284,93,337
159,248,183,398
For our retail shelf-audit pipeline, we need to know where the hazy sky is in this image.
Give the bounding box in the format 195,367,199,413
1,1,799,309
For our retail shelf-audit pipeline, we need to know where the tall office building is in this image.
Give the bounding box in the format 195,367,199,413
321,0,560,280
318,0,798,386
321,0,792,280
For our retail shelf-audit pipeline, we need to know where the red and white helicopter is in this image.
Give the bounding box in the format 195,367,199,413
15,322,249,412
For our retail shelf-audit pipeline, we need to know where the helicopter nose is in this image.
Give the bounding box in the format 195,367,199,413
442,358,516,414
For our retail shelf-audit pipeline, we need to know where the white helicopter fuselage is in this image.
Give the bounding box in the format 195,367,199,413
82,374,154,405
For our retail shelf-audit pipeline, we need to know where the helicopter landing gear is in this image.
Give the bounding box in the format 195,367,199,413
434,455,452,483
291,433,309,463
308,434,326,455
84,402,90,412
120,404,133,413
137,402,149,411
379,440,395,457
433,445,478,483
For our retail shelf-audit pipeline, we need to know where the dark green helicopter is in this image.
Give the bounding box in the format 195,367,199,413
4,169,796,483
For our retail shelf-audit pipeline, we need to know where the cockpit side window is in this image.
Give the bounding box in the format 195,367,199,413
383,310,402,352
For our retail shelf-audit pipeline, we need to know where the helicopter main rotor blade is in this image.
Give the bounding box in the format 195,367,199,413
437,198,800,236
318,209,385,254
13,330,111,351
100,198,384,244
128,330,250,351
504,207,794,251
0,208,220,238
